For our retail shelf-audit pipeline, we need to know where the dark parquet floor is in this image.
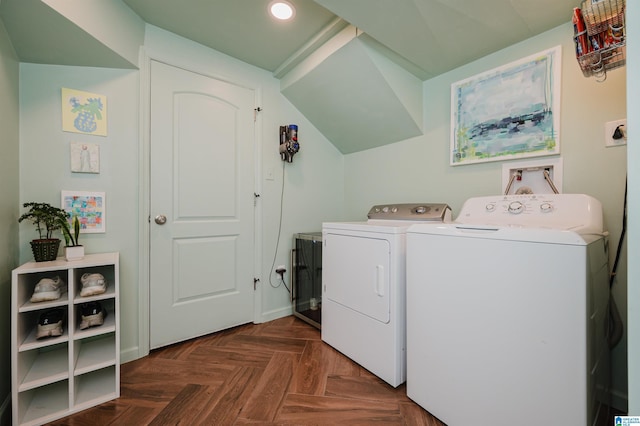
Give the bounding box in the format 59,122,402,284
48,316,445,425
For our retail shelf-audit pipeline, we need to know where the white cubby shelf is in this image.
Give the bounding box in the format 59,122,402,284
11,252,120,426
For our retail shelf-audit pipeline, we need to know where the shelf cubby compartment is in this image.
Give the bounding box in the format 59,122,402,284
16,380,69,426
71,263,116,300
17,343,69,392
16,270,70,312
73,333,117,376
72,298,116,337
73,366,118,410
18,309,69,352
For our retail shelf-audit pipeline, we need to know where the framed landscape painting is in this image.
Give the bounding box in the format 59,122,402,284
450,46,561,166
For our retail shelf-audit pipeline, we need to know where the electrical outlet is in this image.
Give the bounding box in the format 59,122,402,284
605,119,627,147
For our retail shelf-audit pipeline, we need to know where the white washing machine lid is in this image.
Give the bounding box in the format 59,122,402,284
453,194,604,235
407,223,603,245
409,194,606,244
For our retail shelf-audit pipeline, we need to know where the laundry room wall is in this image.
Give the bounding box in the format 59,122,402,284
16,24,344,363
0,16,19,423
18,63,141,358
626,0,639,415
343,22,628,409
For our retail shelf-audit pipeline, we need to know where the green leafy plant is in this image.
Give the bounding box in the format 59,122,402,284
18,202,68,240
59,215,82,247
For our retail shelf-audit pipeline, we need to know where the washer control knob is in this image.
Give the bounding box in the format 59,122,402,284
374,207,381,213
382,206,390,213
414,205,430,214
391,207,398,213
485,204,496,212
508,201,524,214
540,202,553,213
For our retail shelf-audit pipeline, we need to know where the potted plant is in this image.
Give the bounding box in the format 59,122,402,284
59,214,84,261
18,202,68,262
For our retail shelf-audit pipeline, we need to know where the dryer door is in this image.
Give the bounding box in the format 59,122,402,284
323,232,391,323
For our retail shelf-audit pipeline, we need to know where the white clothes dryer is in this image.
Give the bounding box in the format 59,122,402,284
406,194,610,426
322,203,451,387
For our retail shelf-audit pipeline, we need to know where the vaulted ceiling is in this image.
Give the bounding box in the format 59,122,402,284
0,0,579,153
2,0,577,79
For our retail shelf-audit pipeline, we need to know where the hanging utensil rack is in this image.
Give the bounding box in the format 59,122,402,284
574,0,626,82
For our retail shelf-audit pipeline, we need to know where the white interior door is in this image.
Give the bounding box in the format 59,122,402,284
149,60,255,349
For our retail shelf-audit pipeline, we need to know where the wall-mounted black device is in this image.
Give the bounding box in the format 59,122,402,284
279,125,300,163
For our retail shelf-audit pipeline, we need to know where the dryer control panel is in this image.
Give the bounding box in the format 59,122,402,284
367,203,451,221
455,194,603,232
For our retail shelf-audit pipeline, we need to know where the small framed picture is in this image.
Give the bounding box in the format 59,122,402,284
61,88,107,136
70,142,100,173
61,191,106,233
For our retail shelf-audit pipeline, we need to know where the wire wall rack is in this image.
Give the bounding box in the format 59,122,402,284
573,0,626,81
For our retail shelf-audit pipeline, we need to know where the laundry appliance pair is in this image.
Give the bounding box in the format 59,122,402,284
322,194,610,426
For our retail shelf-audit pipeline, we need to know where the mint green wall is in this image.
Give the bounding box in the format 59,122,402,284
344,22,628,408
18,64,140,360
0,17,19,420
16,25,344,364
626,0,639,415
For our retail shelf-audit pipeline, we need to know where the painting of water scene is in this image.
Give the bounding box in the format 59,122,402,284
450,46,561,166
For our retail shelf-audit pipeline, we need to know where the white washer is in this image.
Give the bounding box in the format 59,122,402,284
406,194,610,426
322,203,451,387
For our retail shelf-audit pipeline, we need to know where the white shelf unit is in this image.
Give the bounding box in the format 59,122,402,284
11,252,120,426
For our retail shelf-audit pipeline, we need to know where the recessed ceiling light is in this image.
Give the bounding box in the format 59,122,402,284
269,1,295,20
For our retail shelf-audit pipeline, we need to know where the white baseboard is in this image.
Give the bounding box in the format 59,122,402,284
120,345,143,364
258,306,293,323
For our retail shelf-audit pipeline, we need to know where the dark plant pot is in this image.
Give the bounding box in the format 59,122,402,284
30,239,61,262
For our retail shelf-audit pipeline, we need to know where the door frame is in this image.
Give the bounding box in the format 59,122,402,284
136,50,263,358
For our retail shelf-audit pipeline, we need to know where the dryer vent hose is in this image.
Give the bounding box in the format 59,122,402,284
609,297,623,349
607,178,627,350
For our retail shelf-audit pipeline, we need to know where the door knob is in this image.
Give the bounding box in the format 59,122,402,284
154,215,167,225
